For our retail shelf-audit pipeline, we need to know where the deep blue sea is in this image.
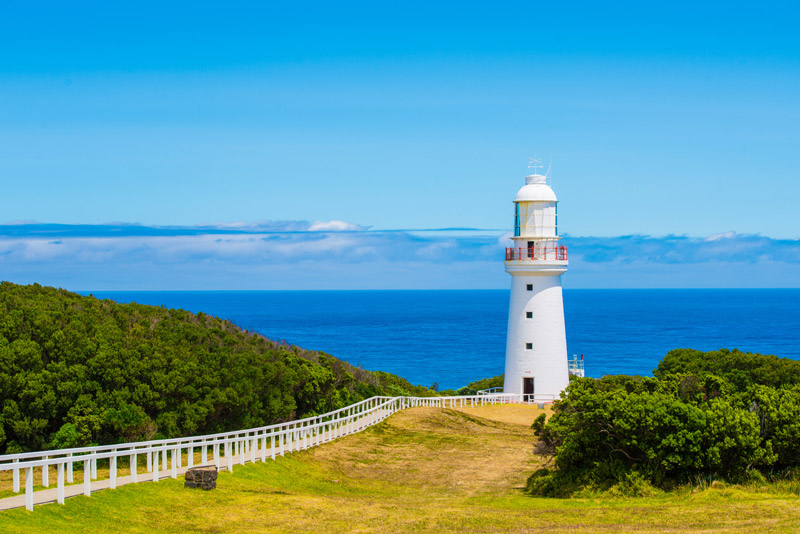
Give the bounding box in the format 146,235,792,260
84,290,800,390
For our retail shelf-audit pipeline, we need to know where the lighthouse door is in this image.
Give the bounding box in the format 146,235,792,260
523,377,535,403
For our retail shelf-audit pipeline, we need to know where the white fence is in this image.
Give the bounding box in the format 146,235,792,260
477,387,556,404
0,392,543,511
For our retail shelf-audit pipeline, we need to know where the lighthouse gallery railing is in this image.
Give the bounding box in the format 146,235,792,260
505,246,567,261
0,392,555,511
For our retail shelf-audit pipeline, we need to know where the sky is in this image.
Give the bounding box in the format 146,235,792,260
1,1,799,289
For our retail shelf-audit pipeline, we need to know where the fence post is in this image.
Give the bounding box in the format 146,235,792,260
202,444,208,466
25,466,33,511
12,458,19,493
226,442,233,473
67,453,74,483
171,448,178,479
147,450,152,472
110,456,117,489
84,459,92,494
153,450,159,483
188,445,194,468
42,456,49,487
57,462,65,505
131,453,137,483
260,434,266,462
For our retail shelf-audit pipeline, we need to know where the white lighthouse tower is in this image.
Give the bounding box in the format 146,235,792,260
503,164,569,402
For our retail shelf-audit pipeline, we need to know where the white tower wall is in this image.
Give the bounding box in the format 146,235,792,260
503,272,569,397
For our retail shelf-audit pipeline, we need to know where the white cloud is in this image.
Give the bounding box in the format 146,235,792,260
705,231,737,241
308,220,366,232
0,222,798,289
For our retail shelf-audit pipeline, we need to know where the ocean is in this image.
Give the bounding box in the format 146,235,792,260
85,289,800,390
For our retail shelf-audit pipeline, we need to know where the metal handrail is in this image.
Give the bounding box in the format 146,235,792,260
505,246,567,261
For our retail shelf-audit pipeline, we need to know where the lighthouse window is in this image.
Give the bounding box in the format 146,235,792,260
555,204,558,236
525,343,533,350
514,203,521,237
526,311,533,319
526,284,533,291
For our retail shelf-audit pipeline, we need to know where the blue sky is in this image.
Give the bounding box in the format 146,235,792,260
1,1,798,289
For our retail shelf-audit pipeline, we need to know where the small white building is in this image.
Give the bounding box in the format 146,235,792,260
503,172,570,402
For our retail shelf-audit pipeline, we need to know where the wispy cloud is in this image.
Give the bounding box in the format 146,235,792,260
0,222,500,265
566,233,800,264
0,222,798,289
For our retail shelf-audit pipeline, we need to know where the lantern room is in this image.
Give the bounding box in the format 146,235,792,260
512,174,558,240
507,174,565,263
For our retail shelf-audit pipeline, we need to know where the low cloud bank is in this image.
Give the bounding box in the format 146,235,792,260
568,234,800,265
0,222,797,289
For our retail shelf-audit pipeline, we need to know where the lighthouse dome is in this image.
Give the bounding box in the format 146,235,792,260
515,174,558,202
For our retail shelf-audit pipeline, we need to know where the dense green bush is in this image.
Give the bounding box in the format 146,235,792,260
529,348,800,496
440,374,504,396
655,347,800,389
0,282,430,453
373,371,439,398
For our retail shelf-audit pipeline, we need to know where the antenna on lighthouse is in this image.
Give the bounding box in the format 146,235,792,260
544,154,553,182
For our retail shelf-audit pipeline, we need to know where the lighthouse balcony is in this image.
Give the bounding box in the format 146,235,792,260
505,245,568,262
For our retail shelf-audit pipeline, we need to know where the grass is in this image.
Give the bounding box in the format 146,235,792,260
1,404,800,533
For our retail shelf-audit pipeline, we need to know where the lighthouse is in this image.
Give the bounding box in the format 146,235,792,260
503,167,569,402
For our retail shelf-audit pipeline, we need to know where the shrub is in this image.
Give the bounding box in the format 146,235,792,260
530,349,800,496
606,472,661,498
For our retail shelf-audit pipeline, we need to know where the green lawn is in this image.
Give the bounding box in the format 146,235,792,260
1,405,799,533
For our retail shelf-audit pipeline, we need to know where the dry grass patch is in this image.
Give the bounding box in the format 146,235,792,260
309,406,546,497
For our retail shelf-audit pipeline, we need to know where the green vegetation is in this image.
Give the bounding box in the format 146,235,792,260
3,405,800,533
0,282,434,454
529,348,800,496
440,374,504,396
371,371,439,398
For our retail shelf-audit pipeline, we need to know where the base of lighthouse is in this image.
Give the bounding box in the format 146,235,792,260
503,266,569,402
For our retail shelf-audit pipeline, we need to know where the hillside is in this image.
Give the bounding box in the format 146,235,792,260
2,404,799,533
0,282,433,454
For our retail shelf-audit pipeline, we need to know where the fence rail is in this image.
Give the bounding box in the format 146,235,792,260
0,392,547,511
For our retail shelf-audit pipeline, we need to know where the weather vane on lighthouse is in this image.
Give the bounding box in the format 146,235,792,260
528,156,543,173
